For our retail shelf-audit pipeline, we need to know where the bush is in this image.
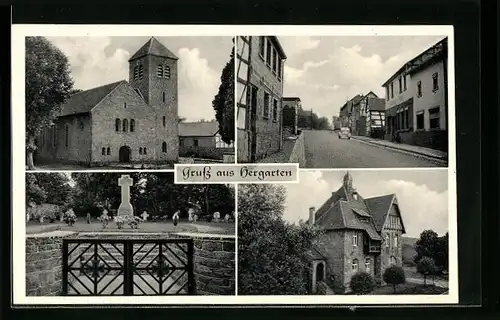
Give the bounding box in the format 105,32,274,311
417,256,437,286
350,272,375,295
383,265,406,293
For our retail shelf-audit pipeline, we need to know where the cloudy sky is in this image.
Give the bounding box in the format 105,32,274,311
282,170,449,238
279,35,447,121
47,36,233,122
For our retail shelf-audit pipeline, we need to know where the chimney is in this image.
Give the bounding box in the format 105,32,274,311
309,207,316,226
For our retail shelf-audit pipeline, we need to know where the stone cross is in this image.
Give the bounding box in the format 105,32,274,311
141,211,149,221
117,175,134,217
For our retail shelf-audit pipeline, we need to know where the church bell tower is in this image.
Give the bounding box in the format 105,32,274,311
128,37,179,161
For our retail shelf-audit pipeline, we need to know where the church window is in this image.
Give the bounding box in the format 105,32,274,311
164,66,171,79
124,102,127,108
162,92,166,103
139,147,143,155
64,124,69,148
133,66,139,80
138,64,144,79
130,119,135,132
163,116,166,127
365,258,371,273
106,147,110,155
101,147,106,155
352,259,359,273
162,141,167,153
157,65,163,77
123,119,128,132
143,147,147,155
352,233,358,247
115,118,121,132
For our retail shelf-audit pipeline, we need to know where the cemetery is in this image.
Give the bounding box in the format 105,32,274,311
25,172,236,296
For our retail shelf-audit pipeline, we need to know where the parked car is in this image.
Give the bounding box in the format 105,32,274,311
338,127,352,139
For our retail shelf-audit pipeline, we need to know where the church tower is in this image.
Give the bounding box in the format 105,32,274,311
128,37,179,161
343,171,353,192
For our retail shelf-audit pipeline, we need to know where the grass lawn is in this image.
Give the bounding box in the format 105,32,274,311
26,219,235,235
370,283,448,295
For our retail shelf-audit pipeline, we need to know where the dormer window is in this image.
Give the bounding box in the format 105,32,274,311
353,192,358,200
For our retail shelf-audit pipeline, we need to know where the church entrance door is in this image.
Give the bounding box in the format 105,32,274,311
119,146,131,163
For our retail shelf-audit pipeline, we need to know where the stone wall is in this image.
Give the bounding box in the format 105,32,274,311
190,234,236,295
26,232,236,296
26,231,76,296
288,132,305,167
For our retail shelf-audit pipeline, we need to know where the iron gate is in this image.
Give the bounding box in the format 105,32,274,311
62,238,194,295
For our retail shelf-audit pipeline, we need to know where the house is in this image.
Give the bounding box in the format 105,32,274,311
36,37,179,166
236,36,287,162
308,172,406,294
338,94,363,133
382,37,448,151
351,92,378,136
282,97,301,136
355,92,386,137
178,120,234,160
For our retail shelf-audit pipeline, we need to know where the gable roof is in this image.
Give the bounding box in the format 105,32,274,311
364,194,395,231
179,121,219,137
129,37,179,62
59,80,125,117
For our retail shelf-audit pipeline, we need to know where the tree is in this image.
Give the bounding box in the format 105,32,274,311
35,172,74,207
212,45,234,144
383,265,406,293
350,272,375,295
25,37,74,170
416,256,437,286
414,229,448,274
26,173,47,207
238,184,322,295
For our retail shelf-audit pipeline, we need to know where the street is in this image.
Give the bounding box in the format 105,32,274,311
303,130,446,168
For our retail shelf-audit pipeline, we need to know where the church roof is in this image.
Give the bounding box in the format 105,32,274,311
59,80,126,117
129,37,179,62
179,121,219,137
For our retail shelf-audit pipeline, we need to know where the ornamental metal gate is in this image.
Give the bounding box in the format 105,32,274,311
62,238,194,295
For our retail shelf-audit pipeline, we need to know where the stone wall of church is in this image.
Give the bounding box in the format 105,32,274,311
148,55,179,162
36,115,92,165
91,83,160,165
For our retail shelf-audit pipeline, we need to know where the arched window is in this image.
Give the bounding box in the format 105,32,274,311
133,66,139,80
157,65,163,77
162,141,167,153
139,147,143,155
394,235,398,247
352,259,359,273
138,64,144,79
123,119,128,132
130,119,135,132
162,92,166,103
115,118,121,132
106,147,110,155
64,124,69,148
163,116,166,127
124,102,127,108
164,66,171,79
385,234,390,247
143,147,147,155
352,233,358,247
365,258,371,273
101,147,106,155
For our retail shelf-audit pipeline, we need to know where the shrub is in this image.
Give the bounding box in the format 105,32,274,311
383,265,406,293
417,256,437,286
63,209,77,226
114,216,127,229
350,272,375,295
128,216,142,229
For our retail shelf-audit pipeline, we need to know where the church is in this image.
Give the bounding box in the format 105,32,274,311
308,172,406,294
36,37,179,166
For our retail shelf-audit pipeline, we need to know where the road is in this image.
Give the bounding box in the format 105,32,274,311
303,130,445,168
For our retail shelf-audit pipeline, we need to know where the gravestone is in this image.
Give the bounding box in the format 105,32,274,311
141,211,149,221
118,175,134,217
